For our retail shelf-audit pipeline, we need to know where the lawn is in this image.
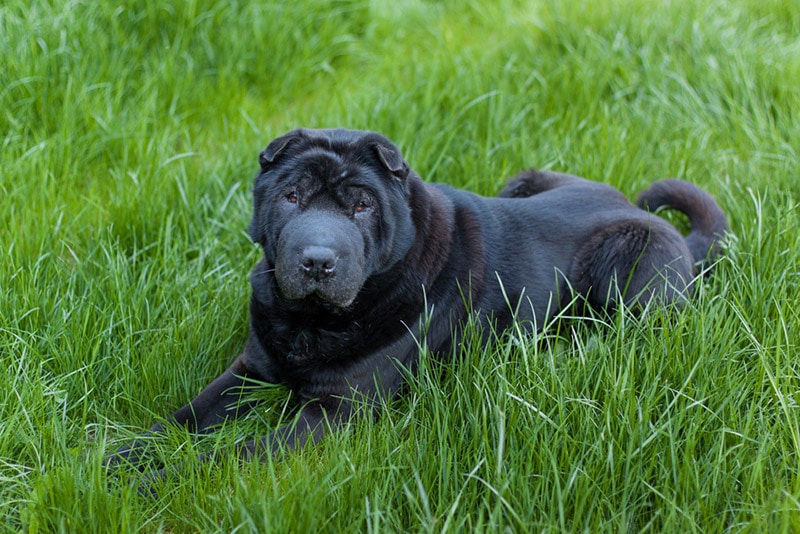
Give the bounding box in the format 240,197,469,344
1,0,799,531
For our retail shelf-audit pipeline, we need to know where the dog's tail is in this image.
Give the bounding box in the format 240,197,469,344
636,179,727,267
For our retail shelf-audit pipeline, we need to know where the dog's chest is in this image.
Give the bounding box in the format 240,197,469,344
275,322,362,366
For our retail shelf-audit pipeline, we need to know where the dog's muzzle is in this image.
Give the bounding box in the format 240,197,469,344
275,211,366,307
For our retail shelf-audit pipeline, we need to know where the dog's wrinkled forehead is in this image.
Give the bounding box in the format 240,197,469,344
258,128,409,182
293,147,350,182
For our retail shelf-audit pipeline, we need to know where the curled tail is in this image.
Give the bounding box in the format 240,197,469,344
637,179,727,266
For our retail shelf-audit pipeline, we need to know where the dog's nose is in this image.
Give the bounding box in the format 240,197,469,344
300,246,338,280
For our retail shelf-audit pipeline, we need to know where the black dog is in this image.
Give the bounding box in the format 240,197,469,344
110,128,726,472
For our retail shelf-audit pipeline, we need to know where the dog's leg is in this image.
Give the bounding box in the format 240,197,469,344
572,221,695,311
126,400,335,497
236,400,336,460
107,352,264,468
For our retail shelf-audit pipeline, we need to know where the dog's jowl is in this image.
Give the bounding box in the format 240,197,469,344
109,128,726,480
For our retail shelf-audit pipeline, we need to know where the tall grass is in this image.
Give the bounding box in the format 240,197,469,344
2,0,798,531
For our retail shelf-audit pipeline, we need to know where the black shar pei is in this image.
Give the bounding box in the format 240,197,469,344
110,128,726,479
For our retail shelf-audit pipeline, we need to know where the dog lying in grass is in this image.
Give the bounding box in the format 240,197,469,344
108,128,726,489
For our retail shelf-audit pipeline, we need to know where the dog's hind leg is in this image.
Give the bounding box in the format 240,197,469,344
571,220,696,312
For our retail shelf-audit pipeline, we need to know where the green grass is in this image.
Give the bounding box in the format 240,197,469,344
2,0,799,531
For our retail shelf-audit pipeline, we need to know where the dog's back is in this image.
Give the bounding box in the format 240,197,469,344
499,170,727,269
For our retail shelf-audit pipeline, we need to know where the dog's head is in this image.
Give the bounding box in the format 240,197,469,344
250,128,415,308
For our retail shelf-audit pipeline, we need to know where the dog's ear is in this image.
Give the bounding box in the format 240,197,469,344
258,130,303,171
372,141,410,180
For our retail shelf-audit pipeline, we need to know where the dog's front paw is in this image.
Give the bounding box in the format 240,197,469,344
105,438,155,472
132,467,169,498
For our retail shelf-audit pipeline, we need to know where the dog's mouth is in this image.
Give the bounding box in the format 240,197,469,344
308,291,356,311
278,287,356,315
272,267,356,309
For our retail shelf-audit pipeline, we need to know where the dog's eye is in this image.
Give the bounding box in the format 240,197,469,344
354,200,371,215
286,192,299,204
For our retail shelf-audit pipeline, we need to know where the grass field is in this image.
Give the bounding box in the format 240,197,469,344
2,0,799,531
